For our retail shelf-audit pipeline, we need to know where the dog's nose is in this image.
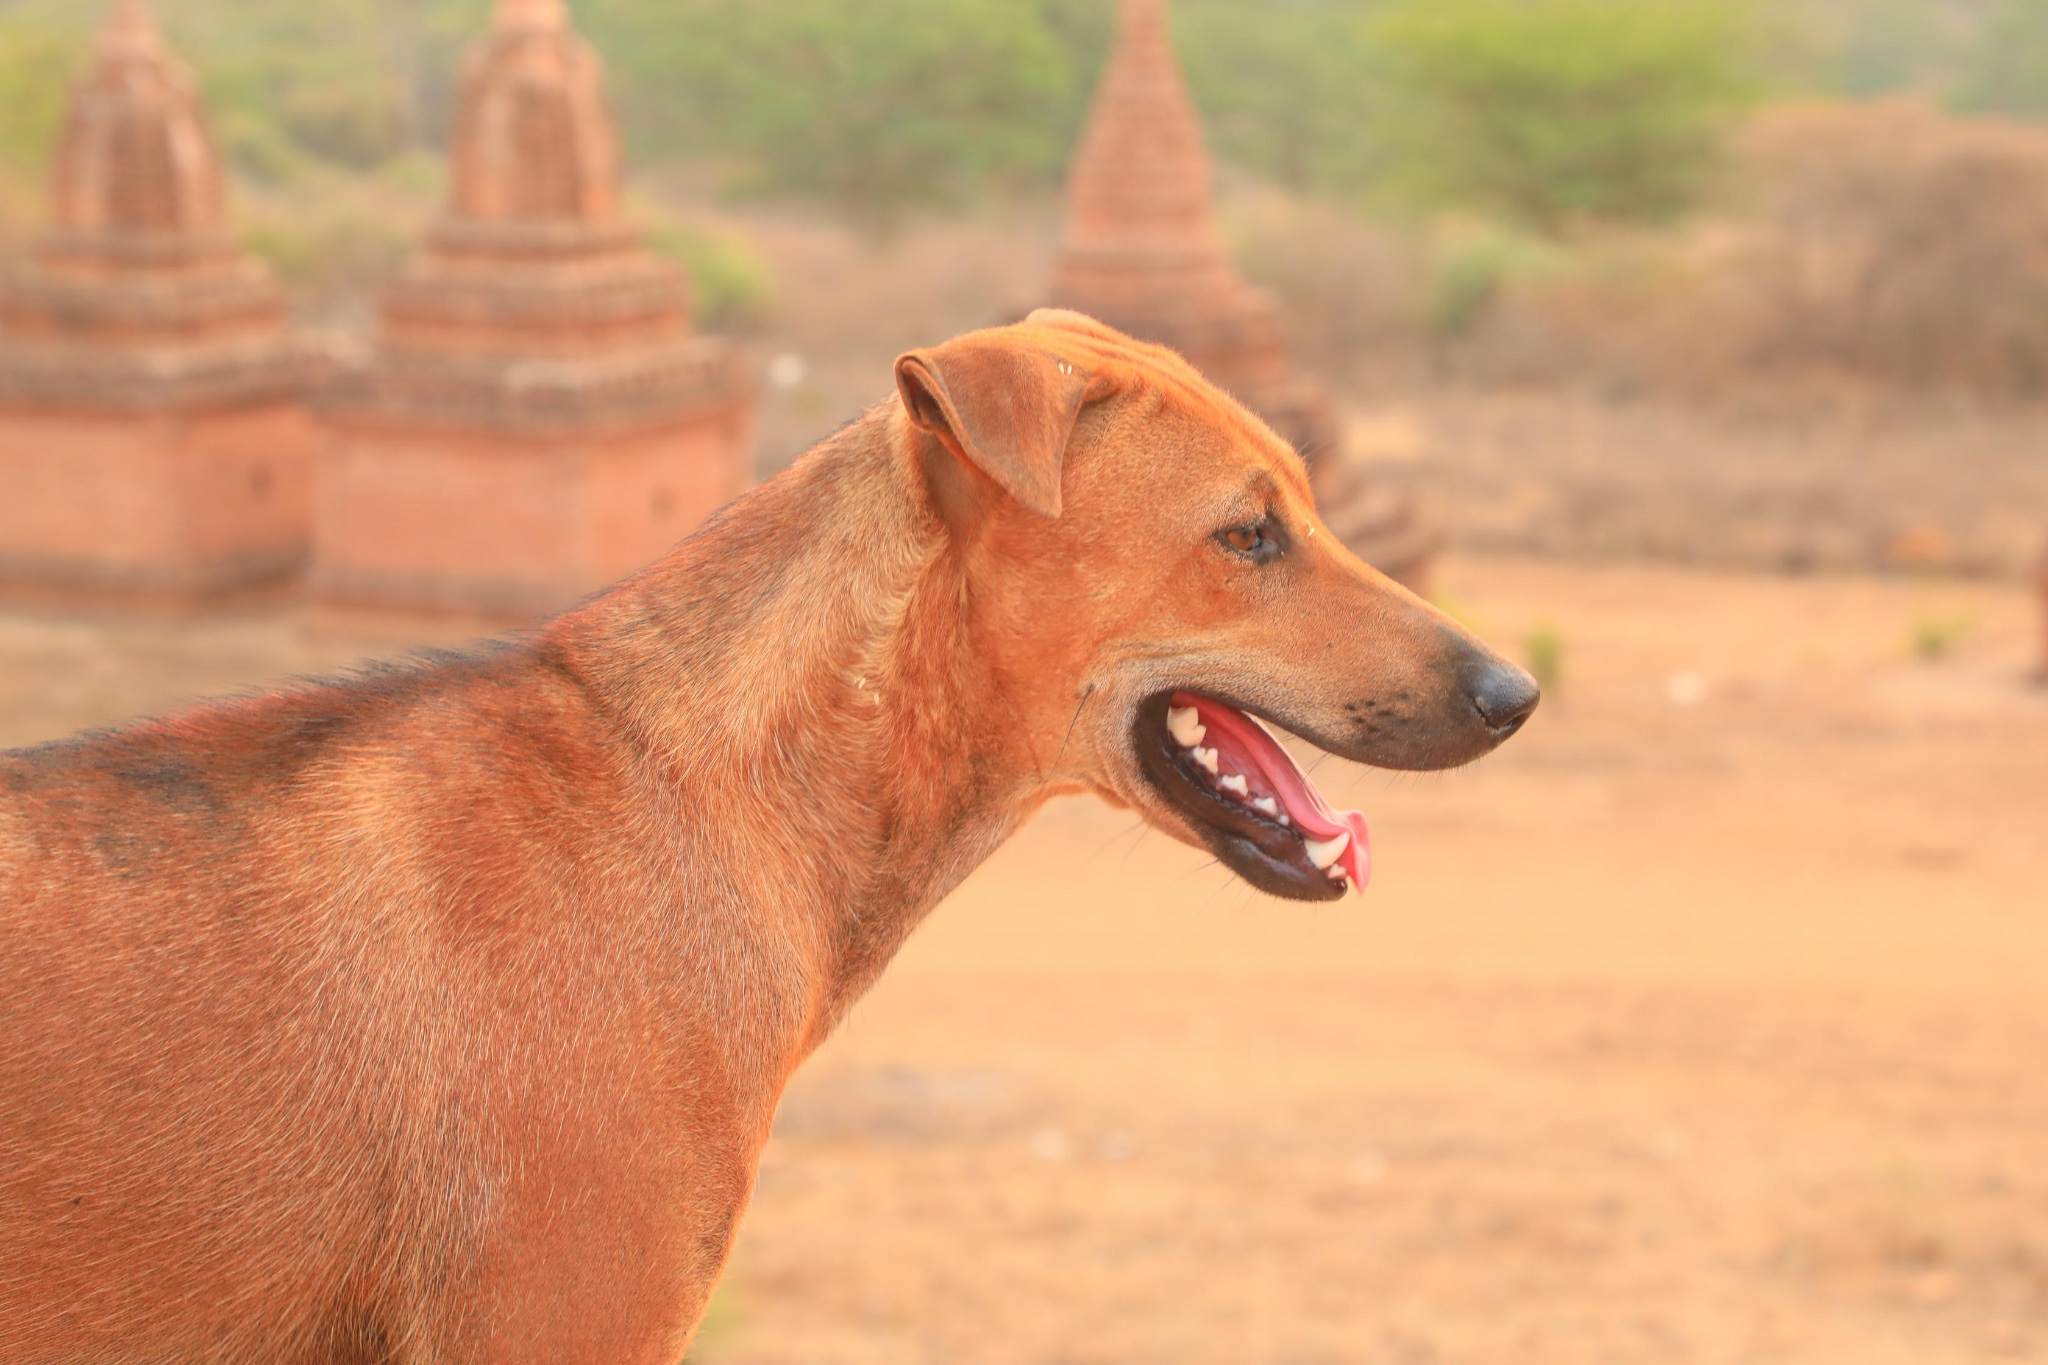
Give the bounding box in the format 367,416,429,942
1469,659,1541,740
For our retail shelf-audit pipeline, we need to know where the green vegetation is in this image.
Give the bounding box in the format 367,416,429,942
644,215,778,333
0,20,84,228
599,0,1752,234
1910,614,1973,662
590,0,1091,229
1370,0,1762,233
0,0,2043,233
1426,230,1552,338
235,167,427,312
1174,1,1380,196
1524,623,1566,694
1957,0,2048,120
0,22,79,175
1824,0,1960,98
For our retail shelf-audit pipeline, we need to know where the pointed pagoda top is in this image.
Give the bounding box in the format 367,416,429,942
0,0,297,399
47,0,227,242
1047,0,1342,473
94,0,164,63
1060,0,1222,260
373,0,705,380
1049,0,1285,401
494,0,570,34
1048,0,1435,583
446,0,619,224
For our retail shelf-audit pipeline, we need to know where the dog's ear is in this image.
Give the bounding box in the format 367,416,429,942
895,336,1095,520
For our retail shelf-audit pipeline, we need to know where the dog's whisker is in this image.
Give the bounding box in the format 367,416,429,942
1116,822,1156,869
1051,682,1097,773
1196,866,1241,911
1087,816,1147,863
1171,854,1226,889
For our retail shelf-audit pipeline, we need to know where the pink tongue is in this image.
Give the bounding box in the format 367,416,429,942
1173,692,1372,891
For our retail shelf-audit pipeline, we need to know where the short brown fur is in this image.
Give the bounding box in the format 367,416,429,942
0,312,1530,1361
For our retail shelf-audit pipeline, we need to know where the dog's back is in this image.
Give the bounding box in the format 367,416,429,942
0,650,648,1359
0,410,910,1361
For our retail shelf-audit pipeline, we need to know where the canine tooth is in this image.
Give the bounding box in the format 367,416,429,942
1192,746,1220,775
1304,831,1350,871
1253,796,1279,817
1329,864,1349,882
1166,706,1207,748
1219,774,1249,797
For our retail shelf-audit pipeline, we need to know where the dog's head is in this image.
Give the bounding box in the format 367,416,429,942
896,309,1537,902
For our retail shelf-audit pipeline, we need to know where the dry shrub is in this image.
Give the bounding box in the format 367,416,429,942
1455,98,2048,400
1221,185,1428,374
1736,97,2048,393
1445,229,1706,392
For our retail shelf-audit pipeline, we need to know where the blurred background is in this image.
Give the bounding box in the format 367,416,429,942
1,0,2045,1360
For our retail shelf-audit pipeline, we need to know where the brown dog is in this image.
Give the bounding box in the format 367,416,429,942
0,311,1535,1362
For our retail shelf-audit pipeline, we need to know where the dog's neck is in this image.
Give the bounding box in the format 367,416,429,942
547,405,1062,1046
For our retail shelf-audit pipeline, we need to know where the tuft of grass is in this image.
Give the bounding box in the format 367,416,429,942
682,1285,743,1361
1910,615,1973,662
1524,622,1566,694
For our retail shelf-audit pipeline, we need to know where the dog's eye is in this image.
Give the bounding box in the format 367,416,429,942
1219,520,1281,562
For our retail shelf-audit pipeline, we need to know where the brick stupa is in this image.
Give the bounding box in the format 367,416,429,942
1047,0,1440,593
316,0,755,620
0,0,317,602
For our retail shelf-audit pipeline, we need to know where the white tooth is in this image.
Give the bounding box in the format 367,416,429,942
1193,747,1220,775
1279,814,1290,827
1253,796,1279,817
1329,865,1349,883
1304,830,1351,871
1167,707,1207,748
1219,774,1249,797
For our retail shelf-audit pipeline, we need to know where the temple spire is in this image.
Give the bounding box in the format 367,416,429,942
1060,0,1221,261
94,0,162,60
447,0,618,224
51,0,225,241
1046,0,1443,593
494,0,570,34
1050,0,1285,402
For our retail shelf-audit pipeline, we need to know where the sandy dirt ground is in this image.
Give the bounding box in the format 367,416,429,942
3,557,2044,1364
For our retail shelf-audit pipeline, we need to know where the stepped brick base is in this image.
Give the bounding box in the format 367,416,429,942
314,403,753,621
0,403,315,603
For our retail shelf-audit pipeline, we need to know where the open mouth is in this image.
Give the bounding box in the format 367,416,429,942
1133,691,1372,902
